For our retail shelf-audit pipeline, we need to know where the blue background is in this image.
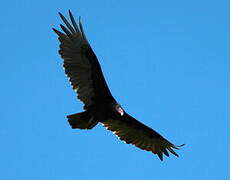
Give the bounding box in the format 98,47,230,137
1,0,229,179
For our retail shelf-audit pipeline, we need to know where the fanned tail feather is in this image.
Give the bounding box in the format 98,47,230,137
67,111,98,129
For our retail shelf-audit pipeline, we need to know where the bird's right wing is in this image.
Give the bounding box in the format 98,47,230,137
53,11,115,109
102,112,183,160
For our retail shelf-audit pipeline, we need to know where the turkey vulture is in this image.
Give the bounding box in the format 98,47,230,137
53,11,183,161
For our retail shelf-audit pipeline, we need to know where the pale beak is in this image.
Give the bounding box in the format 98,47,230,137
117,107,124,116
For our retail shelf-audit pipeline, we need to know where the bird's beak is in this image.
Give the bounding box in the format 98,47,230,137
117,107,124,116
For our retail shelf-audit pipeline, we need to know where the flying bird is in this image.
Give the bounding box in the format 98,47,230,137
53,11,183,161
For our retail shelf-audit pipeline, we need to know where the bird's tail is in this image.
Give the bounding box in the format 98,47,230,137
67,111,98,129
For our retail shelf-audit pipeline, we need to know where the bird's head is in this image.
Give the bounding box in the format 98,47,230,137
114,104,124,116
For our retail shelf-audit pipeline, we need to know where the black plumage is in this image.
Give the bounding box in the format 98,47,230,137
53,11,183,161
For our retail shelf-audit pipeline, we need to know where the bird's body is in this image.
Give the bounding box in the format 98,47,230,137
53,11,183,161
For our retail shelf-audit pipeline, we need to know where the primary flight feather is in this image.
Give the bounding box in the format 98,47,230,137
53,10,183,161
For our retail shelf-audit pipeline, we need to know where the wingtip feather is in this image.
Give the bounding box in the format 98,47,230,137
58,12,63,19
168,147,179,157
52,28,65,37
157,153,163,161
68,10,81,33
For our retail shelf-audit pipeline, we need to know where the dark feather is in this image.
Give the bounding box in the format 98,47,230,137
60,24,71,36
53,11,115,108
102,112,183,160
69,10,80,33
58,12,75,33
53,11,183,161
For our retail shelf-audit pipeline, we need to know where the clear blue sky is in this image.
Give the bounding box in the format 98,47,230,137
1,0,229,179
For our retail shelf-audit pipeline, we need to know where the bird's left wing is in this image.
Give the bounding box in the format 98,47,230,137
53,11,115,109
102,113,183,160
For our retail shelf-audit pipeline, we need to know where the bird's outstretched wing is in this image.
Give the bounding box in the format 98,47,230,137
53,11,115,109
102,112,183,160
